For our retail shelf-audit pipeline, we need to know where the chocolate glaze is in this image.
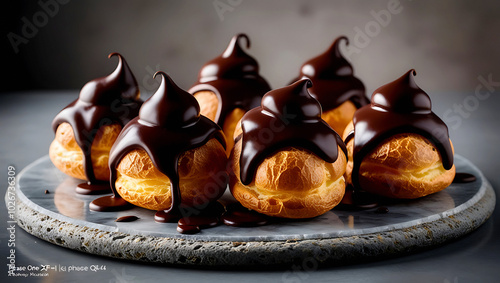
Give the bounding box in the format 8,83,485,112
89,195,133,212
453,173,476,183
154,209,182,223
337,186,379,210
188,33,271,126
291,36,369,110
115,215,139,222
75,183,110,195
176,224,201,234
176,201,225,234
375,206,389,214
156,200,270,234
346,69,454,191
52,53,142,183
239,78,347,185
222,203,269,227
178,215,220,227
96,71,226,217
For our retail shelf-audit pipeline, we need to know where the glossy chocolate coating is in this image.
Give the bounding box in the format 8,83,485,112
75,183,110,195
115,215,139,222
176,202,224,234
291,36,369,110
453,173,476,183
188,33,271,126
347,69,454,191
52,53,142,183
239,78,347,185
105,71,226,215
222,203,269,227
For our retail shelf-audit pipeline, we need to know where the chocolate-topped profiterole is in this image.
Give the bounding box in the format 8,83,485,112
343,69,456,199
189,33,271,154
230,79,348,218
91,71,227,219
291,36,369,135
50,52,142,192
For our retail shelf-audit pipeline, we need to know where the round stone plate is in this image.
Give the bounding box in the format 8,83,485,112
8,155,495,266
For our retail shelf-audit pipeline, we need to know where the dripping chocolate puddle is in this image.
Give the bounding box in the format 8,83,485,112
51,53,142,184
86,169,476,234
76,182,111,195
89,195,133,212
453,173,476,183
115,216,139,222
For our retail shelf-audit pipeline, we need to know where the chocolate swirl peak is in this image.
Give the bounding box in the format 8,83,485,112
52,52,142,182
108,71,226,214
261,79,322,121
140,72,200,127
348,69,454,190
198,33,258,81
189,33,271,125
301,36,353,79
292,36,368,110
239,79,347,185
79,52,140,105
371,69,431,113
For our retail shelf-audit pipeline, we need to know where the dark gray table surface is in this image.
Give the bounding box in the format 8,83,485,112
1,91,499,283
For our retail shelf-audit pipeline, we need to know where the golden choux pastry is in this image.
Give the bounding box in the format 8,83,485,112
115,139,227,211
343,69,456,199
189,34,271,155
230,79,348,218
290,36,369,136
50,52,142,183
193,90,246,154
106,71,228,214
49,122,121,181
343,122,456,199
321,100,358,136
230,141,347,218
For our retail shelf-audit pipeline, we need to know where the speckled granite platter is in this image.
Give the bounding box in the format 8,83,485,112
8,155,495,266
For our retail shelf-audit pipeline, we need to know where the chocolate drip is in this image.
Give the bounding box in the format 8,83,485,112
348,69,454,191
89,196,133,212
453,173,476,183
75,183,110,195
239,79,347,185
337,186,379,210
103,71,226,216
291,36,368,110
52,53,142,183
375,207,389,214
188,33,271,126
222,203,269,227
115,215,139,222
177,202,225,234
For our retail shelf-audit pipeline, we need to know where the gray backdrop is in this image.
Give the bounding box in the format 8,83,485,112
3,0,500,95
1,1,500,281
